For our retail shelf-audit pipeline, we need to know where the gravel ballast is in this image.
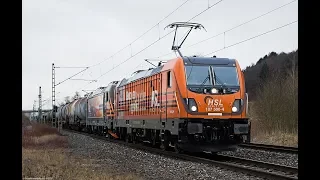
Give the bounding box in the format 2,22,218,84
219,148,298,168
63,130,264,180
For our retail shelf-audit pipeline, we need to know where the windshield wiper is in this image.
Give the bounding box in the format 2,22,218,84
211,68,230,94
193,75,210,92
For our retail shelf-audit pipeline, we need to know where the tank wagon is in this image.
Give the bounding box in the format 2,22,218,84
42,22,250,153
61,104,68,124
74,97,87,129
67,100,78,128
57,98,85,131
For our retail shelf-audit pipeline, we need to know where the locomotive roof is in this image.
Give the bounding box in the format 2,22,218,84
118,65,164,87
182,56,236,66
117,56,236,87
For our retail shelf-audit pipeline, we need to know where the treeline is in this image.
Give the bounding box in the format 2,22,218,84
59,91,81,106
243,50,298,134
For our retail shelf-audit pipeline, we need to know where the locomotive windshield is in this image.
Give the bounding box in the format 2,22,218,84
185,65,239,86
185,66,212,86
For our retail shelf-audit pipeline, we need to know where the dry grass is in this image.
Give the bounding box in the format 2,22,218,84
250,119,298,147
252,75,298,134
22,123,68,149
248,109,298,147
22,148,141,180
23,123,62,137
246,65,298,147
22,116,141,180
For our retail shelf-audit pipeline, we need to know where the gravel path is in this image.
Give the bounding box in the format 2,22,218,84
219,148,298,168
62,130,263,180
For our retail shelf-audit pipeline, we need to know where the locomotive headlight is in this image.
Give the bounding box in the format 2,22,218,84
211,88,218,94
232,106,238,112
185,98,198,112
232,99,243,113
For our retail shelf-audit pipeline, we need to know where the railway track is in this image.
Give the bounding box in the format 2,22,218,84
239,143,298,154
207,154,298,180
63,129,298,180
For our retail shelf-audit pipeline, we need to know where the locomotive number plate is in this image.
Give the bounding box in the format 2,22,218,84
206,107,225,112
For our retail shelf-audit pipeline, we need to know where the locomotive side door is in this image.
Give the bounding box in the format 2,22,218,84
159,72,165,123
159,73,164,122
161,70,172,122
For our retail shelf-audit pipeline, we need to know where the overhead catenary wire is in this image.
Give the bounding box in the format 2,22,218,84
65,0,227,98
55,67,89,87
55,66,89,68
39,66,90,110
82,0,226,87
204,20,298,56
51,0,296,105
155,0,297,59
88,29,174,83
126,61,147,77
38,0,192,104
175,0,225,45
32,2,297,112
88,0,191,68
189,0,297,48
186,0,224,22
74,59,150,93
70,79,97,82
58,1,203,100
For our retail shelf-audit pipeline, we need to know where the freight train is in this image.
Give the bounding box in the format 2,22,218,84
41,22,251,153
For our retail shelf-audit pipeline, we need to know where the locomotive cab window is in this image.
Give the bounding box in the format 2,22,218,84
167,71,172,88
185,65,239,86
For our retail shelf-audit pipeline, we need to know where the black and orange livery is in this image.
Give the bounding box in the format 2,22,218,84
43,22,250,153
111,55,250,152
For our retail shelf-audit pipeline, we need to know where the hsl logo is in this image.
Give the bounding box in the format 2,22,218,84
204,96,214,106
204,96,222,106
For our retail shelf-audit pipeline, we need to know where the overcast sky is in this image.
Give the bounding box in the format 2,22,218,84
22,0,298,110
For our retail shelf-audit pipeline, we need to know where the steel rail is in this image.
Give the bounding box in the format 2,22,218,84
239,143,298,154
63,129,298,180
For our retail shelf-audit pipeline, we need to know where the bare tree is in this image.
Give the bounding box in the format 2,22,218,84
58,101,65,106
64,96,71,104
72,91,81,101
252,56,298,134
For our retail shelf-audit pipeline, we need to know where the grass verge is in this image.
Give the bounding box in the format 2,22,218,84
249,117,298,147
22,116,141,180
22,148,140,180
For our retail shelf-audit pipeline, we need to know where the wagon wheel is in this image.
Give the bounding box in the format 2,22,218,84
125,134,132,144
174,143,183,154
150,131,158,147
160,135,170,151
152,136,159,148
132,133,137,144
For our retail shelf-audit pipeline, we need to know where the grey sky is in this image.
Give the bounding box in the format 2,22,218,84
22,0,298,110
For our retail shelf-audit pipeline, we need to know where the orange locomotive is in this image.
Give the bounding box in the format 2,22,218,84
109,22,251,153
48,22,250,153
